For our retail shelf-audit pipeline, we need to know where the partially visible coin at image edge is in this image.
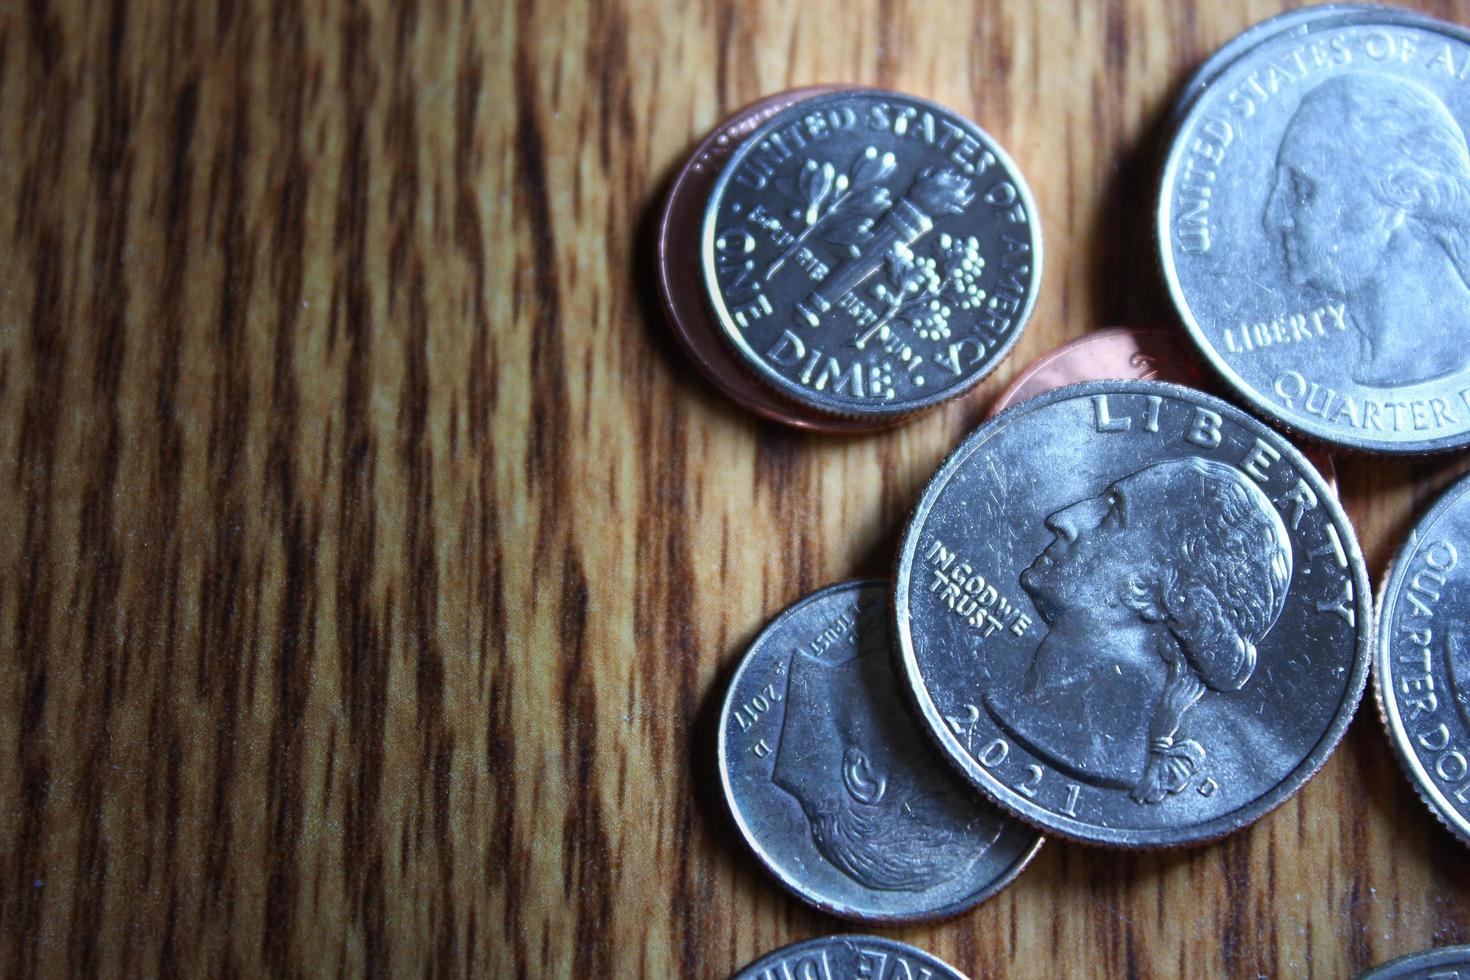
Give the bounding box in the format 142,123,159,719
1375,471,1470,847
1356,944,1470,979
731,934,969,980
1158,13,1470,453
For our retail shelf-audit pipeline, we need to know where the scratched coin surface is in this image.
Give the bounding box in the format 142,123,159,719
1165,5,1408,136
1375,471,1470,847
702,88,1042,418
894,381,1371,847
986,327,1338,492
1158,14,1470,452
659,86,895,433
718,580,1042,922
731,934,968,980
1357,945,1470,979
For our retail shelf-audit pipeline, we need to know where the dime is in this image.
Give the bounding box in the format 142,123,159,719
659,87,895,433
718,580,1042,922
702,89,1041,419
1375,471,1470,847
1158,13,1470,453
986,327,1339,493
1357,945,1470,979
732,935,968,980
894,381,1371,847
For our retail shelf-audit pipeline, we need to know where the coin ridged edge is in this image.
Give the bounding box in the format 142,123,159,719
892,378,1373,848
731,934,973,980
715,578,1044,924
700,87,1044,420
1155,10,1470,455
1372,475,1470,848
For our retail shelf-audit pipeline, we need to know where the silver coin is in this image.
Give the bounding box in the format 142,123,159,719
1357,945,1470,979
893,381,1371,847
1165,5,1399,135
1158,13,1470,453
701,88,1041,419
731,934,968,980
1375,471,1470,847
718,580,1042,922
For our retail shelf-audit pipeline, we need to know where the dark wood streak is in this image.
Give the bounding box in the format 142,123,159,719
1,1,1469,977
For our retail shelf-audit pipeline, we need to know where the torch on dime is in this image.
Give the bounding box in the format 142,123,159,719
702,88,1041,420
659,87,903,433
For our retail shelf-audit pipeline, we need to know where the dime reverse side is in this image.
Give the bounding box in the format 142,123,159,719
659,87,896,433
894,381,1371,847
1376,471,1470,847
731,934,968,980
718,580,1042,923
1357,945,1470,979
1159,13,1470,452
702,88,1042,419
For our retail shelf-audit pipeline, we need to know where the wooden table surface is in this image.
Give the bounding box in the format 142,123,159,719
3,1,1470,976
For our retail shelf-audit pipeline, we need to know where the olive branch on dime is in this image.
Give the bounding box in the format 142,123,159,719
853,234,986,350
764,146,895,279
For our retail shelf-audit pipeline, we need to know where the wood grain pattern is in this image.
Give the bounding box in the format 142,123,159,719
1,0,1469,976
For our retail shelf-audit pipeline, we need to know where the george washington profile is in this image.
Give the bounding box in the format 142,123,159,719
985,457,1293,804
1264,72,1470,387
771,613,1003,891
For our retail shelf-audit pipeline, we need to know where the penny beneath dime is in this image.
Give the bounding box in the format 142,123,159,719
702,88,1041,419
1158,12,1470,453
659,88,898,433
1357,945,1470,980
732,935,969,980
986,327,1338,493
1376,471,1470,848
894,381,1371,847
718,580,1042,923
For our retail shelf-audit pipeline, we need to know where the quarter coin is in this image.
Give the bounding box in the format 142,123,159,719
1164,5,1402,136
1357,945,1470,979
718,580,1042,923
986,327,1338,493
732,934,968,980
1375,471,1470,847
1158,13,1470,452
702,88,1042,419
658,87,895,433
894,381,1371,847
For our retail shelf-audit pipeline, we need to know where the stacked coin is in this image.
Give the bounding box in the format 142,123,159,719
708,8,1470,973
1151,2,1470,858
660,88,1042,429
1157,6,1470,453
